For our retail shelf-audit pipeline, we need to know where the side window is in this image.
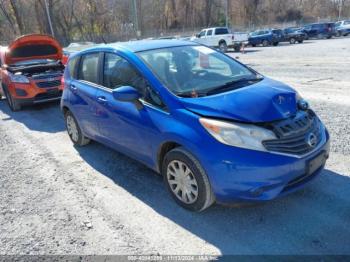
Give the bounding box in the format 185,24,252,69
199,30,206,37
206,29,213,36
68,56,78,79
215,28,229,35
78,53,99,84
103,53,166,109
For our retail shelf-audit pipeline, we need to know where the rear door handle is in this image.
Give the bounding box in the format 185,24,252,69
97,96,107,104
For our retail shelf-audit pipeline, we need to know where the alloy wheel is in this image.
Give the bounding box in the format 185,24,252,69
167,160,199,204
66,115,79,142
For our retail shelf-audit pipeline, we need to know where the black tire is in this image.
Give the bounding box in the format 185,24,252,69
252,44,256,47
336,31,341,37
272,42,279,46
162,147,215,212
3,85,21,111
262,40,269,47
289,38,296,44
233,44,241,52
218,41,228,53
64,110,90,146
298,40,304,43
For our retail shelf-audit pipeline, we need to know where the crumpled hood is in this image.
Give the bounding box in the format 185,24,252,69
180,78,298,123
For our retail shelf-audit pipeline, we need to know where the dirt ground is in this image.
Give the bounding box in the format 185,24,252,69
0,37,349,256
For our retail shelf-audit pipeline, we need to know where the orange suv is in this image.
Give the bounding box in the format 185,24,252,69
0,34,64,111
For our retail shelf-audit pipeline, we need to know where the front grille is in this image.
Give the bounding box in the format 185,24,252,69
262,110,323,155
36,79,61,88
34,90,62,101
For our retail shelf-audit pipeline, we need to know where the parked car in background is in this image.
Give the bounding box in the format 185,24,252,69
334,20,350,36
248,29,281,47
67,42,95,48
61,40,330,211
0,34,64,111
62,43,97,65
0,46,7,99
302,23,335,39
191,27,248,52
283,27,306,44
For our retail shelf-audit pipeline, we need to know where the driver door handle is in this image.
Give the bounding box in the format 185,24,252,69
70,84,77,93
97,96,107,104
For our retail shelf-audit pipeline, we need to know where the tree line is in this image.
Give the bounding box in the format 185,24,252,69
0,0,348,46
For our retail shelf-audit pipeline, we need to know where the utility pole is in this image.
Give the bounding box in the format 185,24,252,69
225,0,229,28
132,0,140,39
338,0,343,20
44,0,54,37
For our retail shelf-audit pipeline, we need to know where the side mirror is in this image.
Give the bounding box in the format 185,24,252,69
196,33,200,38
112,86,141,102
112,86,143,109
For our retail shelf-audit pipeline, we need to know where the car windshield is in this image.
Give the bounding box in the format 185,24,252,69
138,45,261,97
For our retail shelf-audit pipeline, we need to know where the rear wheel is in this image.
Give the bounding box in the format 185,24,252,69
289,37,296,44
64,110,90,146
298,40,304,43
272,41,279,46
234,44,241,52
3,85,21,111
162,147,215,212
252,44,256,47
262,40,269,47
218,41,228,53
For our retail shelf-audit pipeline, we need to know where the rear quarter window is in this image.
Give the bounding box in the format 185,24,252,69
68,56,79,79
215,28,229,35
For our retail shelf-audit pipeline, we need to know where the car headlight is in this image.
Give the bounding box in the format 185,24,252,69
199,118,276,151
9,73,30,83
296,92,309,110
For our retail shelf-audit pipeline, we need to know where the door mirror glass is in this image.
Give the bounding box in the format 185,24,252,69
112,86,141,102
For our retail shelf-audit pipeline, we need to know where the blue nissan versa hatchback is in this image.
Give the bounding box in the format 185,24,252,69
61,40,330,211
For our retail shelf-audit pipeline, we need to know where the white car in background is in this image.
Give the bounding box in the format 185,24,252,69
335,20,350,36
191,27,248,52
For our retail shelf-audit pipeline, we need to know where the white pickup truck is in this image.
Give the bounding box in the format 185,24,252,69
191,27,248,52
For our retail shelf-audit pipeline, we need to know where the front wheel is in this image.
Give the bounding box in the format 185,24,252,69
64,110,90,146
162,147,215,212
289,38,296,44
272,41,279,46
298,40,304,43
3,85,21,111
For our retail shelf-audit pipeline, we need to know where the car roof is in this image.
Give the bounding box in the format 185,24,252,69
85,40,197,53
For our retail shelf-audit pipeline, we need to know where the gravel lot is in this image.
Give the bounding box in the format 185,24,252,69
0,37,349,256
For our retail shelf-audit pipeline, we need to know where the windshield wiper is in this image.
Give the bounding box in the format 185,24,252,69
176,91,207,98
206,77,263,95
